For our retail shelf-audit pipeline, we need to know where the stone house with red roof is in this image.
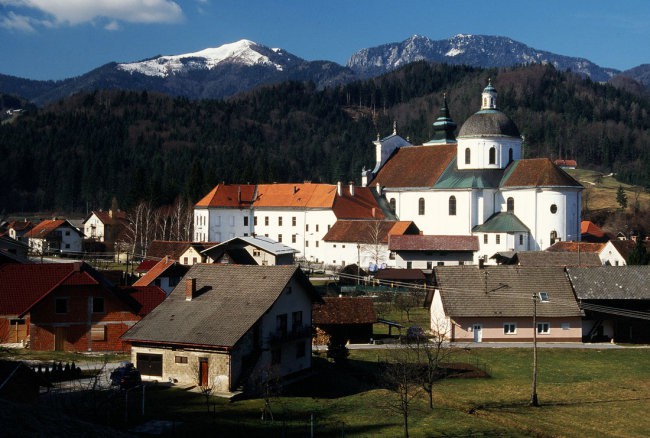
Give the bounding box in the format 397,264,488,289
365,83,583,265
0,262,164,351
24,219,83,255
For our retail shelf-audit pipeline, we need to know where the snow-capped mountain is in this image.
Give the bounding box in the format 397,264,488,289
0,40,355,105
347,34,620,82
117,40,298,77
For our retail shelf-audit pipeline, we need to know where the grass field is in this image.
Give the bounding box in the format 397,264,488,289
566,168,649,212
138,347,650,437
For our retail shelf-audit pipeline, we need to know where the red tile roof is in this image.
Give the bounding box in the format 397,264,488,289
502,158,582,187
581,221,606,238
554,159,577,167
388,234,479,251
133,257,177,286
545,241,606,253
135,259,159,273
0,263,94,315
24,220,68,239
323,220,418,243
312,297,376,325
371,144,457,187
195,184,256,208
87,210,128,225
374,268,426,281
123,286,166,316
7,221,32,232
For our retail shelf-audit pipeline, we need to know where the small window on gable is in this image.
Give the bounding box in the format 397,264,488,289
389,198,396,212
465,148,471,164
489,147,496,164
91,325,106,341
55,298,68,314
507,197,514,213
418,198,425,215
449,196,456,216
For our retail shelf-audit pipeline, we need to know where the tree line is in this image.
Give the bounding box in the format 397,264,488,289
0,62,648,214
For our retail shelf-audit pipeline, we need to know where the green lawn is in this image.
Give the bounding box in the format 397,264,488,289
136,347,650,437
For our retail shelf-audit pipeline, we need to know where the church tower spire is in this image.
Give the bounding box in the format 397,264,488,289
424,93,457,145
481,78,497,110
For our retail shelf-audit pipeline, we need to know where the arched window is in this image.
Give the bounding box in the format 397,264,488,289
489,147,496,164
418,198,425,215
508,148,513,163
465,148,471,164
507,197,514,213
389,198,396,213
449,196,456,216
550,230,558,245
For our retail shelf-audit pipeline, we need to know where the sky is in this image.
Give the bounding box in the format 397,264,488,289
1,0,649,81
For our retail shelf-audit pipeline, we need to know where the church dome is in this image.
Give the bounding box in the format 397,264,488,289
458,110,521,138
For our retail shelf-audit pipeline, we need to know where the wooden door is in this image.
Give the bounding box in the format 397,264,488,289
54,327,66,351
199,358,209,387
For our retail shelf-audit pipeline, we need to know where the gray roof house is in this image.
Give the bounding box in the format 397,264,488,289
202,235,298,266
122,264,320,394
430,266,583,342
567,266,650,343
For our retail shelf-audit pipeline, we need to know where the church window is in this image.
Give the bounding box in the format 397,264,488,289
507,197,514,213
465,148,471,164
489,147,496,164
278,234,282,242
550,231,558,245
278,217,283,226
483,234,488,244
496,234,501,244
418,198,425,215
389,198,396,212
550,204,558,214
448,196,456,216
519,234,524,245
509,148,513,163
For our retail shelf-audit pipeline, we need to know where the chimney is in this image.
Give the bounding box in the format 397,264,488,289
349,182,355,197
375,183,382,196
109,209,113,219
185,278,196,301
371,207,376,218
337,181,342,196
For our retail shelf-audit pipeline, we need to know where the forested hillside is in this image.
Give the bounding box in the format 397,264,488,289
0,62,648,214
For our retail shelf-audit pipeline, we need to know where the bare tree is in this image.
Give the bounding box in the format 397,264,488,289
416,316,454,410
394,288,424,324
361,220,389,269
381,346,422,438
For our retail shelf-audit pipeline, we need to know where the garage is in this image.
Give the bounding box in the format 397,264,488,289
136,353,162,377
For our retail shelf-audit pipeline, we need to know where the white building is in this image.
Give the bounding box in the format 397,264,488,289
193,182,390,266
366,82,582,264
24,219,83,255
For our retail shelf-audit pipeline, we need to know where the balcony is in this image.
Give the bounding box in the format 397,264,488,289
267,324,312,345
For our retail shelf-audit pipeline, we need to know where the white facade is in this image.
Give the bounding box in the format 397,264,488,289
84,213,107,241
194,207,252,242
599,241,627,266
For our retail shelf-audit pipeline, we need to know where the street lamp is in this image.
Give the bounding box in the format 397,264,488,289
531,291,549,407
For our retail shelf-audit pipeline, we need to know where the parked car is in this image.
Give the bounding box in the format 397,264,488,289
405,325,427,343
110,362,141,389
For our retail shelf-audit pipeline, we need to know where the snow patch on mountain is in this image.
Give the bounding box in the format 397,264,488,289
118,39,285,77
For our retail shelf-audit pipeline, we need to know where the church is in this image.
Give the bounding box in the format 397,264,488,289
364,81,583,265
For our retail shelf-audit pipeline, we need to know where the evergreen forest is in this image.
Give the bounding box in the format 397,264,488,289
0,62,648,214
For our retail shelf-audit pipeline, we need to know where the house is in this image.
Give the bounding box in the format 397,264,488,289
0,262,164,351
5,220,33,242
83,210,128,244
122,264,321,394
388,234,479,269
365,85,583,264
374,268,427,286
554,159,578,169
312,297,376,345
132,256,188,295
193,182,390,266
580,220,608,243
202,235,298,266
24,219,83,256
600,239,650,266
567,266,650,343
145,240,215,266
322,220,419,269
430,266,583,342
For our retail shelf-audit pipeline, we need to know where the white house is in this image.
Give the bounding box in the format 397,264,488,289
24,219,83,255
193,182,390,266
366,82,583,264
202,235,299,266
83,210,128,243
122,264,320,393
